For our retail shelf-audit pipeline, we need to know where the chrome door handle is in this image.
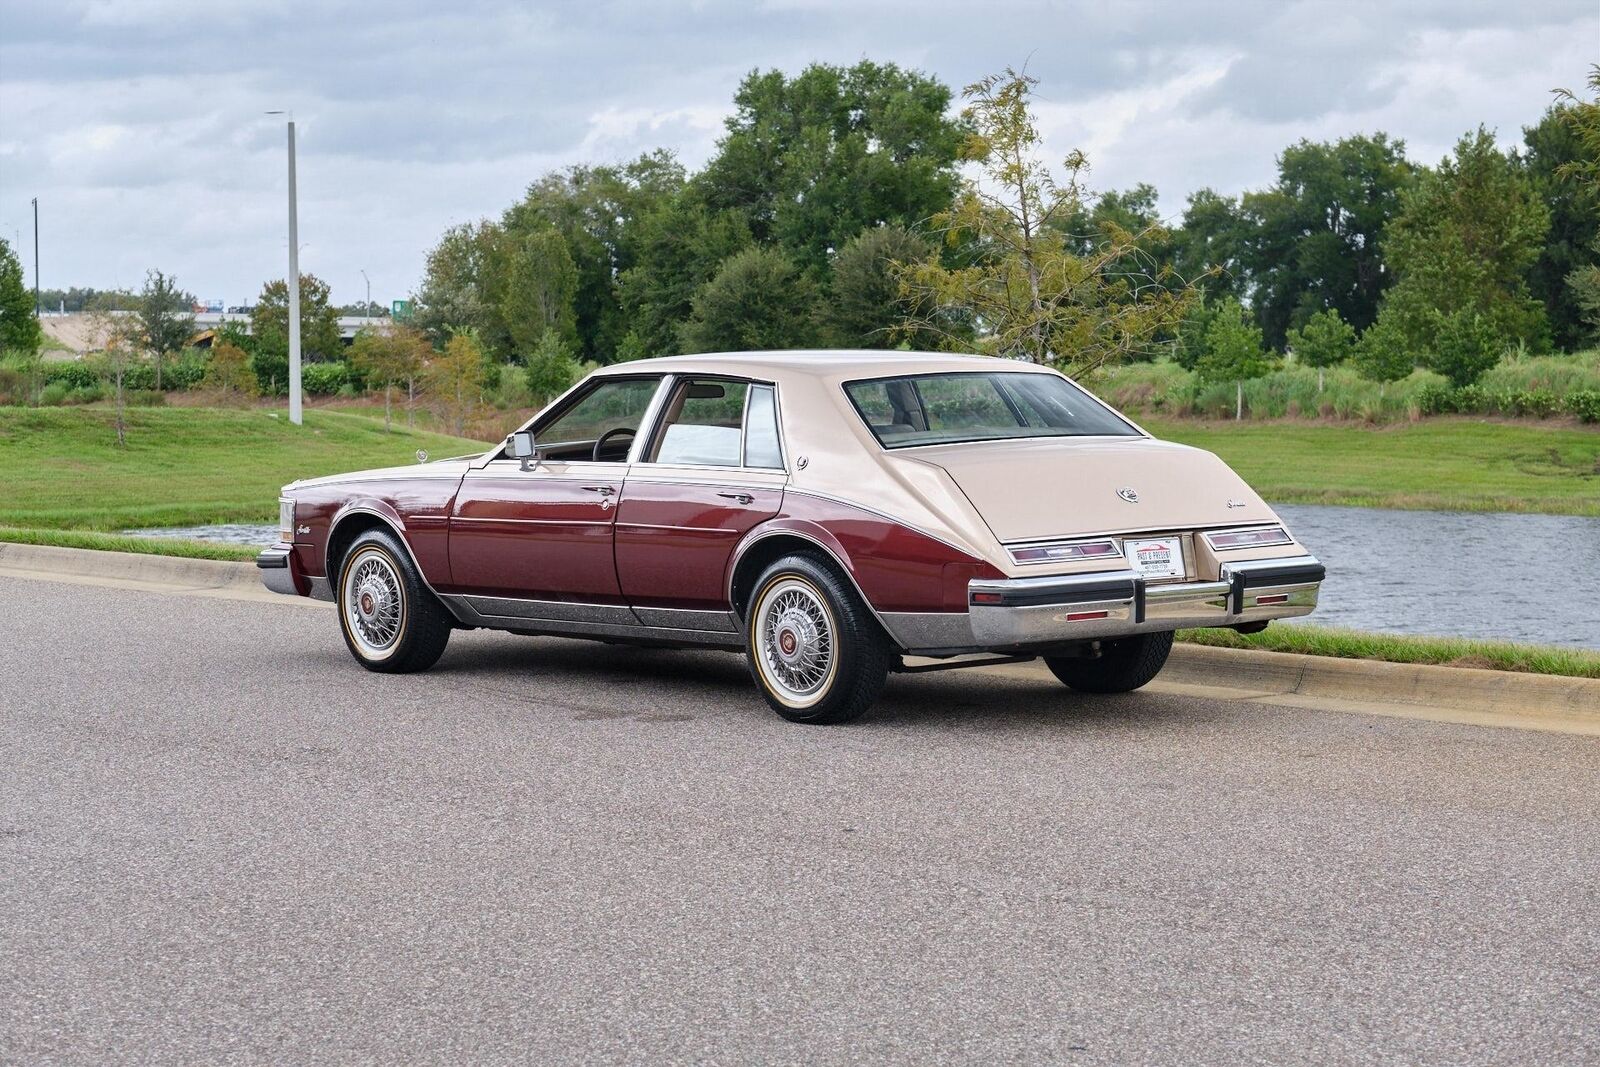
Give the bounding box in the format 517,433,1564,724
717,491,754,505
581,485,615,496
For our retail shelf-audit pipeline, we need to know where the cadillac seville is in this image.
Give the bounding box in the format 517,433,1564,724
258,351,1324,723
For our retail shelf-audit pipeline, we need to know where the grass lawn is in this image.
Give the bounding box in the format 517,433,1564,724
1143,416,1600,516
1180,624,1600,680
0,406,491,531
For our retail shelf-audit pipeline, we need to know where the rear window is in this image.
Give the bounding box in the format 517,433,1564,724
844,372,1139,448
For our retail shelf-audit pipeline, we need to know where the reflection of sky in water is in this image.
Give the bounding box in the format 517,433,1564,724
1276,504,1600,650
129,505,1600,650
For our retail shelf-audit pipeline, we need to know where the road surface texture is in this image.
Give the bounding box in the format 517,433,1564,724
3,575,1597,1065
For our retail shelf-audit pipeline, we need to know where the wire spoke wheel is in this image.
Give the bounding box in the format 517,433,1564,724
341,547,407,660
753,576,838,708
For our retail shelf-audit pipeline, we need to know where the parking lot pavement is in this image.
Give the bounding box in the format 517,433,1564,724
3,574,1597,1065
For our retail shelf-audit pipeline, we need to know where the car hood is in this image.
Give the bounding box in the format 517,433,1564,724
923,436,1276,542
287,457,477,492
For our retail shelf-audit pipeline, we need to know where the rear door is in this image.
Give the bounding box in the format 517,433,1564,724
614,378,786,626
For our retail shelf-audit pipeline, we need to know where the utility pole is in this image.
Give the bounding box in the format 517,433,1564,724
360,268,370,319
31,198,40,317
267,114,304,425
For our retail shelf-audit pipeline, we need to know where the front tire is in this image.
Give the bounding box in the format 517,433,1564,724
745,553,890,724
1044,631,1173,694
337,528,452,674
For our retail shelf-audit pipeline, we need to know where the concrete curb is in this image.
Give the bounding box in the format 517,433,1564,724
4,541,1597,731
0,541,290,603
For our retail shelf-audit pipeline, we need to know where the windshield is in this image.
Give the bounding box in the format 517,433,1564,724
844,371,1140,448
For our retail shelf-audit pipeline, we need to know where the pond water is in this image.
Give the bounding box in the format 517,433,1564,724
126,504,1600,650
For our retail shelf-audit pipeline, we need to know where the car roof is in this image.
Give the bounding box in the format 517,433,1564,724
590,349,1058,383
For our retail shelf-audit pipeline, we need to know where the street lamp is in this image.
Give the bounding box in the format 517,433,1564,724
360,268,371,320
266,111,301,425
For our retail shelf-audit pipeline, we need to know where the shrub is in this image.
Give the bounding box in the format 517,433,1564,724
126,389,166,407
1429,310,1504,388
302,361,350,396
38,382,69,406
42,362,103,390
164,349,209,390
202,342,258,403
1567,390,1600,423
67,384,105,405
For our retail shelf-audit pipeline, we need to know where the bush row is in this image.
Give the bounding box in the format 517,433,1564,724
1418,384,1600,422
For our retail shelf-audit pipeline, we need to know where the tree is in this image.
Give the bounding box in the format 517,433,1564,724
615,193,752,359
697,60,966,274
136,268,195,391
0,237,40,357
502,151,686,361
251,274,344,366
1173,298,1221,372
350,325,428,431
86,302,144,447
898,69,1191,373
823,224,933,347
1285,308,1356,392
1540,67,1600,347
413,221,505,353
1430,309,1503,387
495,226,578,360
1195,298,1277,419
201,342,258,404
1171,189,1249,304
428,330,488,437
1352,311,1415,393
1381,128,1550,355
524,329,579,405
1235,134,1415,347
679,246,820,353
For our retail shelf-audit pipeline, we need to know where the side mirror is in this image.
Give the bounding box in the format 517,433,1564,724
507,430,538,471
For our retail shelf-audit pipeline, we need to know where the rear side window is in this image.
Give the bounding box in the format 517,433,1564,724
845,371,1138,448
644,378,785,469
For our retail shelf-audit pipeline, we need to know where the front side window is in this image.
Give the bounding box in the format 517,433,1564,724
645,378,784,469
844,372,1139,449
532,377,660,461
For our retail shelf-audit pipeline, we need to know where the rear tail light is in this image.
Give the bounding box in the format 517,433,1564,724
279,498,295,543
1008,538,1121,566
1203,525,1292,552
1064,610,1109,622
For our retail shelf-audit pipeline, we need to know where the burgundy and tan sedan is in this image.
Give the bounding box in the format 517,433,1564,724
259,351,1323,723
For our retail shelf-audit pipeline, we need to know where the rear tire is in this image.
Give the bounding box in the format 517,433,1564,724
336,528,452,674
745,553,890,724
1044,631,1173,694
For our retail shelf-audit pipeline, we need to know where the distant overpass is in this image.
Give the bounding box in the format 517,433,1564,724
189,312,389,342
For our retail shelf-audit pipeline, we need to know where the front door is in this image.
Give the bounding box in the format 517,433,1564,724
615,378,786,628
446,376,664,604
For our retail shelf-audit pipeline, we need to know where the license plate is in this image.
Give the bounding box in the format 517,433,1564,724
1125,537,1184,580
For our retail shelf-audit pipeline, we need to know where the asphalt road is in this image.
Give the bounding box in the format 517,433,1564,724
3,575,1597,1066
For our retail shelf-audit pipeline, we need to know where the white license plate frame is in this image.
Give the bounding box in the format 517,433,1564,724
1124,536,1185,580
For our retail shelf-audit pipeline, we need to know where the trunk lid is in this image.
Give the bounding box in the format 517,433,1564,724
921,436,1275,542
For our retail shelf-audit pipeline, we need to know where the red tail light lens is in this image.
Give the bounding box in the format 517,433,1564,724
1203,526,1292,551
1008,539,1121,566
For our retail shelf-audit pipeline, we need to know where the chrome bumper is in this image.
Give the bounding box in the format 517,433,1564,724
880,555,1324,655
256,546,299,596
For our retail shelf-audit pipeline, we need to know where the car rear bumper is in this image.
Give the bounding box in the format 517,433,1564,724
879,555,1324,655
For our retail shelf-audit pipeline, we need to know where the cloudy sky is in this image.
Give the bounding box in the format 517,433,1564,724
1,0,1594,308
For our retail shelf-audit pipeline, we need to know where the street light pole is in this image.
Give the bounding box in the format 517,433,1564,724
285,120,302,426
361,268,371,319
31,198,39,317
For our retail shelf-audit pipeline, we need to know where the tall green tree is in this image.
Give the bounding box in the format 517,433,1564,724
502,151,685,361
697,60,966,274
251,274,343,364
679,246,819,353
0,237,40,356
1237,134,1415,347
822,224,933,348
1544,67,1600,346
1381,128,1550,354
898,69,1190,372
615,194,752,359
1171,189,1249,302
494,226,579,361
1195,298,1277,419
413,221,504,353
136,268,195,390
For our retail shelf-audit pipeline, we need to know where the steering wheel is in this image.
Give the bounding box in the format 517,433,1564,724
592,427,636,462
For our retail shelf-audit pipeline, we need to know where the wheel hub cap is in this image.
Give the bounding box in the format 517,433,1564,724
756,579,836,706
